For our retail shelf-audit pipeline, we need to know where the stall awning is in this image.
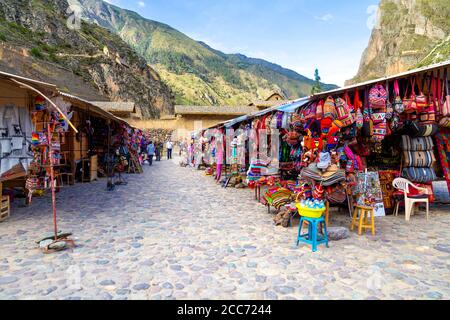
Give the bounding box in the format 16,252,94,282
59,92,131,126
276,97,310,112
223,97,310,128
312,59,450,99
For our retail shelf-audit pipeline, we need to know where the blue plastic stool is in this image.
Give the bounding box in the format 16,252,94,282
297,216,329,252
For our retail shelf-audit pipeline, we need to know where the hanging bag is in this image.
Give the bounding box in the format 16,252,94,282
403,77,418,113
385,81,393,120
393,79,404,113
420,74,436,124
436,71,442,116
441,68,450,117
362,87,373,137
316,99,324,120
416,75,429,112
438,68,450,127
368,84,387,109
323,96,337,120
354,89,364,129
336,94,355,127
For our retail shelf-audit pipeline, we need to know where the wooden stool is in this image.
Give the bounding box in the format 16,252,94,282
350,205,375,235
0,195,10,222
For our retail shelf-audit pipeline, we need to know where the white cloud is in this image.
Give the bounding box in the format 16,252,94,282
314,13,333,22
138,1,145,8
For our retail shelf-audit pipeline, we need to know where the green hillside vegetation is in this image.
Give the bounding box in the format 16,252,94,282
0,0,173,118
71,0,337,106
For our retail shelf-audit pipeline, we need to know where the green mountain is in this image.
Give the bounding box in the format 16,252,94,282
348,0,450,85
68,0,337,106
0,0,173,118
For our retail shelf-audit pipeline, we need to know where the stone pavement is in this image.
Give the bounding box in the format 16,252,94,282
0,159,449,300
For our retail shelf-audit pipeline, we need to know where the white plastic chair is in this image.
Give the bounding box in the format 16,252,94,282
392,178,429,221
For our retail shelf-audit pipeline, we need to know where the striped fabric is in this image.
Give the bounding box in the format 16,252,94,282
402,167,437,183
401,136,434,151
402,151,436,167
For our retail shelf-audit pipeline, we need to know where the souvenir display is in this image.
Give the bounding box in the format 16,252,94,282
195,67,449,235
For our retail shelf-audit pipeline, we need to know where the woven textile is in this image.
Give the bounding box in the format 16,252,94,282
402,151,436,167
402,167,437,183
435,130,450,194
401,136,434,151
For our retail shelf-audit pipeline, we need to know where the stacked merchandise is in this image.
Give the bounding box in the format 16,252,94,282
401,136,437,183
300,163,346,186
246,159,270,182
264,187,293,210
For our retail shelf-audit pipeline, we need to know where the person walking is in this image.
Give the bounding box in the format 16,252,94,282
158,142,164,161
155,141,161,161
215,139,224,183
166,140,173,160
147,141,155,166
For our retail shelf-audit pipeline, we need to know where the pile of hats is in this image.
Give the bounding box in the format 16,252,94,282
299,163,346,186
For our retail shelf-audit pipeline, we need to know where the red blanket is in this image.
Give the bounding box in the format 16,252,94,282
435,129,450,194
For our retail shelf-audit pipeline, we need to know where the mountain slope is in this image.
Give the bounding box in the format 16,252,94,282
0,0,173,118
68,0,337,106
348,0,450,85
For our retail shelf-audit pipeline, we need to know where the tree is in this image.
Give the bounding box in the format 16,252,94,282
311,68,323,95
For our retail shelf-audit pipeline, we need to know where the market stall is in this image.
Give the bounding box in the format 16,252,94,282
196,60,450,240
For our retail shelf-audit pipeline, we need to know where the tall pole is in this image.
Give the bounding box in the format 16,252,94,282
47,123,58,240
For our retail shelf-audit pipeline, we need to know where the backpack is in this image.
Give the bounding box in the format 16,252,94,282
316,99,324,120
369,85,392,126
369,84,387,109
335,95,354,127
323,96,337,120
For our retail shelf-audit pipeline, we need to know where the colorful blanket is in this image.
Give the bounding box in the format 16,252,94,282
435,129,450,194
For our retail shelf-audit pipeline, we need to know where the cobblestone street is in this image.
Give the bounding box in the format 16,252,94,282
0,159,449,300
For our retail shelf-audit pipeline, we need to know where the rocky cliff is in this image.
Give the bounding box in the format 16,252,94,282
348,0,450,85
0,0,173,118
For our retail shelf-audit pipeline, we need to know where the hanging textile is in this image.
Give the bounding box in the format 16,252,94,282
0,104,34,175
435,129,450,194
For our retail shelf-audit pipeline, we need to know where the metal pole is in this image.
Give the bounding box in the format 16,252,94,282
47,123,58,240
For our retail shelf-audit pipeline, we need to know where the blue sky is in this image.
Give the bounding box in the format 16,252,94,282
105,0,380,86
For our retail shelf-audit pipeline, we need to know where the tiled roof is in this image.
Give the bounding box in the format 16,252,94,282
174,105,259,115
91,101,136,113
